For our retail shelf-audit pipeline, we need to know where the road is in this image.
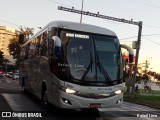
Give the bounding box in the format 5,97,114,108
0,77,160,120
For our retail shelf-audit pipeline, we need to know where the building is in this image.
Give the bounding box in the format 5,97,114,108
0,26,16,64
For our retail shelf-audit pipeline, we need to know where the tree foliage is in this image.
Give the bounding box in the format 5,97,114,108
8,37,20,59
8,27,34,68
18,27,34,41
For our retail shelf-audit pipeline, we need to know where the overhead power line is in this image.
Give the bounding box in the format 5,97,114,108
144,24,160,29
126,0,160,9
120,36,138,40
137,2,160,9
0,19,21,27
120,33,160,40
48,0,72,8
142,35,160,46
142,33,160,37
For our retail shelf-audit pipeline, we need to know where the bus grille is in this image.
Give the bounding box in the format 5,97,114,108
75,92,116,99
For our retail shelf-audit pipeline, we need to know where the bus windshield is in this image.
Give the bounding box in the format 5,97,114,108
60,30,122,86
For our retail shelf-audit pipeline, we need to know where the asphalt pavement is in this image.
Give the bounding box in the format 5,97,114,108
0,77,20,120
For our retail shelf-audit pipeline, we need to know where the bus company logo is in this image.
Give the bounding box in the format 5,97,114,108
2,112,11,117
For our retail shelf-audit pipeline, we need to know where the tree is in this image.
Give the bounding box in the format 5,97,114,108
18,26,34,41
8,37,20,59
8,27,34,68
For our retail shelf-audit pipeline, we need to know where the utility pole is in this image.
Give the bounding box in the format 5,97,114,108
80,0,84,23
132,21,143,94
143,60,150,74
58,6,143,94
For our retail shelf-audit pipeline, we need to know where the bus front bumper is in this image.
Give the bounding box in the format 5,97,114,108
57,91,123,109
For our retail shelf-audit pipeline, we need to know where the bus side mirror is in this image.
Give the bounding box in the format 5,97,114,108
19,34,24,44
51,36,61,56
120,44,134,63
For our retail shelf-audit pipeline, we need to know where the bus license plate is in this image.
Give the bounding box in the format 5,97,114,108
90,103,101,108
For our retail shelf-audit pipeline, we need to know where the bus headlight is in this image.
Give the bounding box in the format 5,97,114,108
58,85,76,94
65,88,76,94
114,90,122,94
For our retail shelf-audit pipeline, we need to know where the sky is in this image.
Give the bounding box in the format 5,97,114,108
0,0,160,73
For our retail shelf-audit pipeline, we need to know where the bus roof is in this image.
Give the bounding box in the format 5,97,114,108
22,21,117,47
48,21,117,36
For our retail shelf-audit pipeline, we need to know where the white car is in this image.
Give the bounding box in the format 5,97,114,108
13,73,19,80
7,72,14,78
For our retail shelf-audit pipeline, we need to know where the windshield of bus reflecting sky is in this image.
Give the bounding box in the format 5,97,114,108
60,30,122,86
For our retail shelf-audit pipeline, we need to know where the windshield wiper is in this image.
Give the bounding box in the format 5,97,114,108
96,52,111,82
81,52,94,81
80,52,112,83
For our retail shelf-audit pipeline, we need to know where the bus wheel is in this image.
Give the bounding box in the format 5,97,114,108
41,87,48,106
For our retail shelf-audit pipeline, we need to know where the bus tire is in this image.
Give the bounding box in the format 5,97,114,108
41,83,48,106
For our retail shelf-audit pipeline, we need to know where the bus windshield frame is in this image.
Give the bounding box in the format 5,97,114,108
57,29,123,86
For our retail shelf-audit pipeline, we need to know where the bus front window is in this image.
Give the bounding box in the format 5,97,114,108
62,32,96,81
94,36,121,82
60,30,122,86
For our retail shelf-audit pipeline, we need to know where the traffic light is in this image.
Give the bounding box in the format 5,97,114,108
125,58,129,65
18,34,24,44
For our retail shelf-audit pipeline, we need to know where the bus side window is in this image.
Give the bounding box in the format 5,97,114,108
48,28,58,56
28,40,36,58
48,28,61,76
25,43,30,59
36,35,42,55
20,47,26,60
40,32,48,56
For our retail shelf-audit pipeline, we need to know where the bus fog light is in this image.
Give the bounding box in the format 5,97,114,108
116,99,122,104
62,98,72,105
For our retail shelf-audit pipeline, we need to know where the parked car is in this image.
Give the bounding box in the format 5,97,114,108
13,73,19,80
7,72,14,78
0,70,4,77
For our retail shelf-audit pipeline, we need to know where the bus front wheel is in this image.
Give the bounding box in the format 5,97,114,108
41,85,48,106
